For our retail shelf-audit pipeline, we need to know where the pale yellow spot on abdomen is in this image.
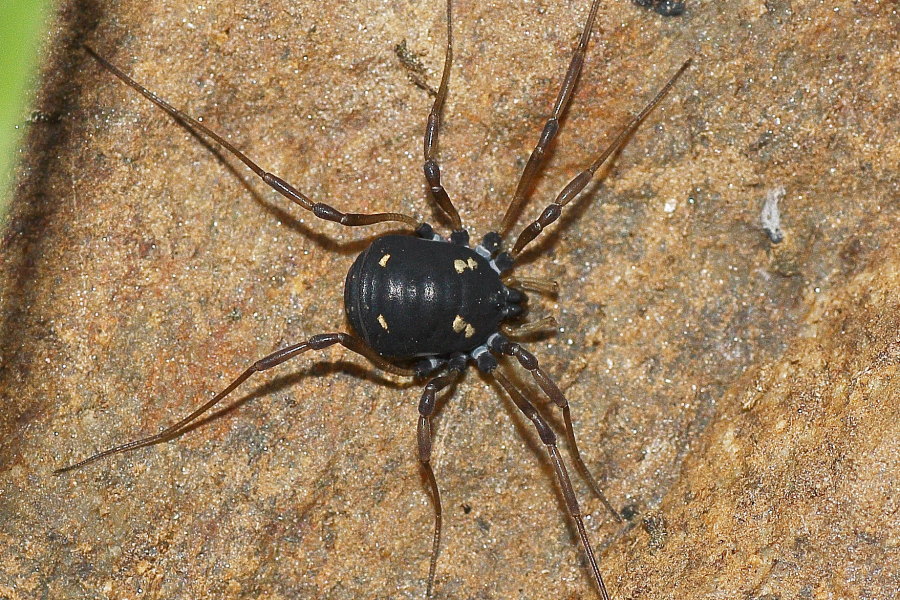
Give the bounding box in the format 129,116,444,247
454,257,479,273
452,315,477,338
379,254,391,267
377,314,389,330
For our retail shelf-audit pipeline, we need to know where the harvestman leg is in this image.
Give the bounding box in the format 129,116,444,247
416,366,464,597
422,0,463,231
494,338,621,521
498,0,604,234
491,369,611,600
55,333,414,474
499,315,559,338
509,58,692,257
83,46,419,229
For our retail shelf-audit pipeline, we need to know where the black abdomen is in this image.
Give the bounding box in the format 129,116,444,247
344,235,508,359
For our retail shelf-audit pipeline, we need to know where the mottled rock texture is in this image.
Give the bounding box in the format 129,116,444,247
1,0,897,598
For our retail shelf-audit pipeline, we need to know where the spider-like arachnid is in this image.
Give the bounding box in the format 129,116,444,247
56,0,690,597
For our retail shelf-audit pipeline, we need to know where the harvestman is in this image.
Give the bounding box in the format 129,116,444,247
56,0,691,597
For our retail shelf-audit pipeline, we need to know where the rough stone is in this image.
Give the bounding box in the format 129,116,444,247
1,0,897,598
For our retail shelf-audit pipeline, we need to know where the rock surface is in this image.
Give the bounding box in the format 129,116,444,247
2,0,897,598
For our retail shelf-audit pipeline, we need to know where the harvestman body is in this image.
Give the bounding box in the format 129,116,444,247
57,0,691,597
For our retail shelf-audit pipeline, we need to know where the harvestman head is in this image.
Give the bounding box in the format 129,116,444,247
56,0,691,597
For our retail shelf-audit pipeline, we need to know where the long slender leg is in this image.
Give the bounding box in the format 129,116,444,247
502,275,560,296
509,58,692,257
494,338,621,522
499,315,558,338
83,45,418,229
416,367,463,598
498,0,603,235
423,0,463,231
491,369,611,600
55,333,413,474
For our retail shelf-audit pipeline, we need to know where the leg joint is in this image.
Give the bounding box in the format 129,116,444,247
308,333,343,349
